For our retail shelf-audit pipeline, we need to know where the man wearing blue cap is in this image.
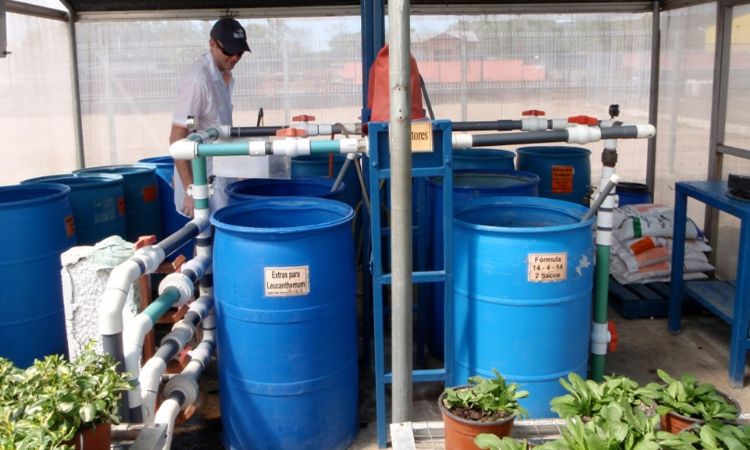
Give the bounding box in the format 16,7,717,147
170,18,251,218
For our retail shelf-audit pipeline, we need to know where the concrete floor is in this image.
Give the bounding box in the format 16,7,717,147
171,306,750,449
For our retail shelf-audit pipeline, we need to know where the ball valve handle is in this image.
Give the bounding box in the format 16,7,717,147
568,115,599,126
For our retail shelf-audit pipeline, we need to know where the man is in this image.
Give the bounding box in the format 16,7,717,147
170,18,251,218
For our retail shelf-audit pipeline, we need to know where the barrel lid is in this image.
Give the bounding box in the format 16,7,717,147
226,177,344,198
137,156,174,166
22,172,124,188
75,164,154,176
211,196,353,235
0,183,71,209
454,196,594,233
429,170,539,189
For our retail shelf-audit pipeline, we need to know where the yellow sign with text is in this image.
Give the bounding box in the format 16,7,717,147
410,121,434,153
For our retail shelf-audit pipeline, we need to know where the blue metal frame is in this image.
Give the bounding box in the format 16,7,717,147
668,180,750,387
367,120,454,448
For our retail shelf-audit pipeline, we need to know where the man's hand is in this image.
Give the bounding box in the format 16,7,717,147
182,195,195,218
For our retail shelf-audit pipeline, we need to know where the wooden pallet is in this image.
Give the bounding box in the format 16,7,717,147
608,276,704,320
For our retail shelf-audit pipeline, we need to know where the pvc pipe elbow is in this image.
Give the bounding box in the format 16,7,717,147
169,139,198,160
188,295,214,320
99,260,142,335
451,133,473,149
123,314,153,378
163,320,195,349
158,273,194,307
140,357,167,423
180,255,212,281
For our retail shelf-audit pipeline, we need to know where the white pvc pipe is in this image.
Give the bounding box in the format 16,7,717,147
99,260,142,336
123,314,153,412
153,397,181,450
140,357,167,422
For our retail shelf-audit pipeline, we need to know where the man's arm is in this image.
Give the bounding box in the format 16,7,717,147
170,124,194,217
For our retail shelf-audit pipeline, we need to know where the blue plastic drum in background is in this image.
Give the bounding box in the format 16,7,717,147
427,170,540,360
22,173,127,245
75,165,163,242
291,153,361,208
616,182,652,206
0,184,76,367
451,196,594,417
211,197,358,449
137,156,193,259
225,177,344,204
452,148,515,171
516,146,592,205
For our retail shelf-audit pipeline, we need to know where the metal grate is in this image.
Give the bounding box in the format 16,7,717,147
391,418,567,450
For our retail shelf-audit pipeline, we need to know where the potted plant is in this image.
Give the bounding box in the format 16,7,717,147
475,433,531,450
439,369,529,450
638,369,740,434
550,373,654,421
0,344,132,449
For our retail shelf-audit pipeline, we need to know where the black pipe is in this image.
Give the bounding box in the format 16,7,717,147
452,120,522,132
155,339,181,362
468,125,647,148
158,222,201,257
230,126,285,137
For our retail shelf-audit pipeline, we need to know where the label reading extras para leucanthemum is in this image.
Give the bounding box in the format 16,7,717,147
264,266,310,297
527,253,567,282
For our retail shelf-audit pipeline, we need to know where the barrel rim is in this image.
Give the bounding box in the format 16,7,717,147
0,183,72,209
211,196,354,234
516,145,592,157
137,156,173,166
22,172,124,187
75,164,155,175
454,196,594,233
226,176,345,199
428,169,540,188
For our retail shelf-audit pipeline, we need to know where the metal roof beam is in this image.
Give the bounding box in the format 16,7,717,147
7,0,68,21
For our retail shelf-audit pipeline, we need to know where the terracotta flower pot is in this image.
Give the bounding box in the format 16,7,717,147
63,422,112,450
439,391,516,450
659,390,741,434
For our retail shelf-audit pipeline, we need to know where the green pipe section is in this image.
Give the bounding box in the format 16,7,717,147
143,286,181,323
310,141,345,154
196,143,250,157
191,157,209,210
591,243,611,382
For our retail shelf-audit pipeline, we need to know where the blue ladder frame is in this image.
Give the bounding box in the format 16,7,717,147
367,120,454,448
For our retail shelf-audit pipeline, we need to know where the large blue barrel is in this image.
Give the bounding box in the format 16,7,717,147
226,177,344,205
452,148,515,171
291,154,361,208
137,156,193,259
75,165,163,242
211,197,358,449
427,170,540,359
23,174,127,245
616,182,652,206
0,184,76,367
516,146,592,205
451,196,594,418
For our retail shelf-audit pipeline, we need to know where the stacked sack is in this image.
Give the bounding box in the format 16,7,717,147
609,204,714,284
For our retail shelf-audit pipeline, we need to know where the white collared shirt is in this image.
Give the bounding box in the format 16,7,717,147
172,52,235,216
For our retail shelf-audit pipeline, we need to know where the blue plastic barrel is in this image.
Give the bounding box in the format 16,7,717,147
291,154,361,208
75,165,163,242
22,174,127,245
427,170,540,359
0,184,76,367
211,197,358,449
225,177,344,204
452,148,515,171
137,156,193,259
616,182,652,206
516,146,592,205
451,196,594,418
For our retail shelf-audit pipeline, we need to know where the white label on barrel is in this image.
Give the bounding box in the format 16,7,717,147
528,253,567,282
264,266,310,297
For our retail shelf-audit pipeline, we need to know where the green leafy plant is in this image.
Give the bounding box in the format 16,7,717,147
475,433,530,450
550,373,653,420
442,369,529,421
638,370,739,422
0,344,132,449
